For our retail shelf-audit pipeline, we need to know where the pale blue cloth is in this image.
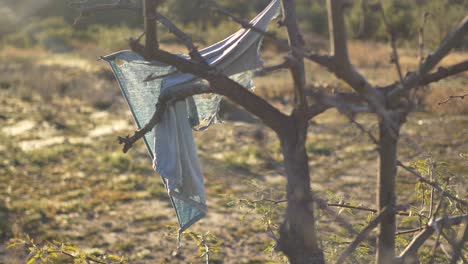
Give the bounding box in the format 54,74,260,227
102,0,280,234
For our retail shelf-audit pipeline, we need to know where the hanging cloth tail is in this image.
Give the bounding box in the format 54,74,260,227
102,0,281,235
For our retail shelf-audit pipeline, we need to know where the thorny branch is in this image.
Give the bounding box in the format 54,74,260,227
388,16,468,99
397,161,468,207
378,1,404,85
255,198,421,217
438,93,468,105
397,214,468,263
336,206,392,264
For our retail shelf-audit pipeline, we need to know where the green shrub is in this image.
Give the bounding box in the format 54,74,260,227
3,17,73,51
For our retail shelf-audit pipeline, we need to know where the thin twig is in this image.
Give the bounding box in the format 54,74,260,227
144,70,179,82
428,223,444,264
351,120,379,146
419,12,430,66
198,235,210,264
255,59,291,76
397,161,468,207
438,93,468,105
378,2,404,85
396,227,425,236
428,194,448,264
428,159,436,219
311,194,359,236
205,0,332,67
388,16,468,99
258,198,419,217
151,11,208,65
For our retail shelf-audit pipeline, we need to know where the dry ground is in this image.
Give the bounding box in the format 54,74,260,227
0,41,467,263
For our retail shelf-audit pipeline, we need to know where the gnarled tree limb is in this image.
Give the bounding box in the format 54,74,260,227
388,16,468,100
148,48,291,136
118,83,211,153
397,214,468,263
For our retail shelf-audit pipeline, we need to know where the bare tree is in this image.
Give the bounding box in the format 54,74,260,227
76,0,468,263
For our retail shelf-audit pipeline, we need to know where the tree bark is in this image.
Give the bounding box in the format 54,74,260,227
277,114,325,264
376,116,401,264
143,0,158,59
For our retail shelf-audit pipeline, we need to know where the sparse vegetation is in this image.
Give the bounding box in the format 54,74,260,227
0,0,467,263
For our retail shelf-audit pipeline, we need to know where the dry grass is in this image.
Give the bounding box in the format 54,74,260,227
0,40,467,263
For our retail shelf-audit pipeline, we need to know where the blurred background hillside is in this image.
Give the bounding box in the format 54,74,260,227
1,0,467,53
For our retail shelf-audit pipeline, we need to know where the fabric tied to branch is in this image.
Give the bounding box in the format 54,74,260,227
102,0,280,235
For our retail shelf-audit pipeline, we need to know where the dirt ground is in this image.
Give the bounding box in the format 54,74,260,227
0,43,467,263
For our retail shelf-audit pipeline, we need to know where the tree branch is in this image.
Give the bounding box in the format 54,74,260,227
307,103,333,119
255,58,291,76
397,215,468,263
388,16,468,99
377,2,404,84
381,59,468,91
281,0,308,110
207,0,333,69
118,83,212,153
450,219,468,264
148,48,290,136
151,11,207,65
397,161,468,207
312,194,359,236
325,0,397,137
144,0,159,59
438,93,468,105
421,60,468,86
306,91,371,120
336,206,392,264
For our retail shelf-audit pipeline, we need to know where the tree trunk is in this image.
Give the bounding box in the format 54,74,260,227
143,0,158,59
376,118,401,264
277,116,325,264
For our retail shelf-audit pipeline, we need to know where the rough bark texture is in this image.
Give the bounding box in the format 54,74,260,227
277,113,325,264
143,0,158,59
376,115,401,264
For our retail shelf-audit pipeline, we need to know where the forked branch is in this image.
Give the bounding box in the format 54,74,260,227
118,83,212,152
397,215,468,263
389,16,468,99
397,161,468,207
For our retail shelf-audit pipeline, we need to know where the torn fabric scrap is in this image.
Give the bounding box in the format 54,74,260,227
102,0,280,234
